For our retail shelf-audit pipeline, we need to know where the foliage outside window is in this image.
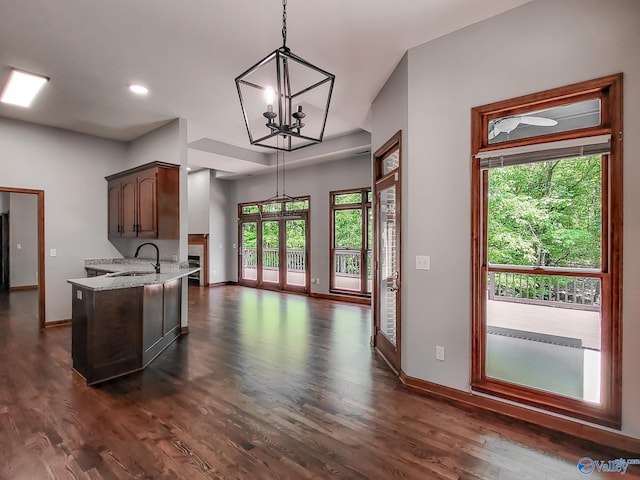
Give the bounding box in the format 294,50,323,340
330,188,372,296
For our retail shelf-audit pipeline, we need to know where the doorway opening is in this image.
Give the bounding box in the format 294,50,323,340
0,187,45,328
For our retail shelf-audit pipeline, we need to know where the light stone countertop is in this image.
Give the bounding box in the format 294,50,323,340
67,258,200,292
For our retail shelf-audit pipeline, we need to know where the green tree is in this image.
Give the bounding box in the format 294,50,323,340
488,155,601,268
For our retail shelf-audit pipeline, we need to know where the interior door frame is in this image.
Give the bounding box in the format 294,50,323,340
0,186,46,329
372,131,402,373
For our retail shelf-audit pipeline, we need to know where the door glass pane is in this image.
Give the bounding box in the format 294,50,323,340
488,98,601,144
378,185,397,345
286,219,306,287
486,154,603,403
488,156,602,269
242,205,259,214
334,192,362,205
241,222,257,281
486,272,602,403
334,209,362,292
382,150,400,175
262,221,279,284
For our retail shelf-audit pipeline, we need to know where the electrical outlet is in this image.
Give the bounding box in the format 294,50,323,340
436,345,445,361
172,254,178,262
316,278,320,284
416,255,430,270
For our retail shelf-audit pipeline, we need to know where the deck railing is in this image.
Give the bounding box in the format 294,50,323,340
333,250,373,279
242,247,305,271
241,248,372,278
488,271,600,311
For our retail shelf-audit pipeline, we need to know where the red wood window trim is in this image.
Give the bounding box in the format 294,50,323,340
470,74,623,429
329,187,372,297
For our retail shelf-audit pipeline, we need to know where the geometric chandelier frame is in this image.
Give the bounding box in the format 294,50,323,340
235,0,335,152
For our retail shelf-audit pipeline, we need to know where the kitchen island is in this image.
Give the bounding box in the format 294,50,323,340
67,259,199,385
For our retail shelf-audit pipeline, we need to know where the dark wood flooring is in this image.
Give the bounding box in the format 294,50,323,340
1,286,638,479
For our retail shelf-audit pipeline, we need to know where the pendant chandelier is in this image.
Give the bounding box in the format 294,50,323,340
235,0,335,152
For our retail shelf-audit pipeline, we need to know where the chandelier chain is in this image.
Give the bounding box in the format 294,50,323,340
282,0,287,47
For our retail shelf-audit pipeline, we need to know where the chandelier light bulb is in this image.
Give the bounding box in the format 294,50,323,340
264,86,276,107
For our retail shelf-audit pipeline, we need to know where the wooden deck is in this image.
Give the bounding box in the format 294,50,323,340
243,267,366,291
487,299,601,350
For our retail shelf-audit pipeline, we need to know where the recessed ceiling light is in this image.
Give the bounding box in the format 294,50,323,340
129,84,149,95
1,69,49,107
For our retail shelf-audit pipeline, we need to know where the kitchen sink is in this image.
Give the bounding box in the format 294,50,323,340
108,271,155,277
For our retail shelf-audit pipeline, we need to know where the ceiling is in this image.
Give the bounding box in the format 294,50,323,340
0,0,532,176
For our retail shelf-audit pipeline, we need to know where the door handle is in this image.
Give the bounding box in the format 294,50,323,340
389,286,399,292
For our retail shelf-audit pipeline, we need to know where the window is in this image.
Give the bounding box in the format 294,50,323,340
330,188,372,296
471,74,623,428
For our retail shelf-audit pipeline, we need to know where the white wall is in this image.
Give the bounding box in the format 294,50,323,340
231,155,372,293
188,169,210,234
0,118,127,322
8,193,38,288
209,176,234,284
371,0,640,438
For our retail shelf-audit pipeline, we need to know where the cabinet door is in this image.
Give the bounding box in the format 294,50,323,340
137,170,158,238
107,181,122,238
121,175,138,237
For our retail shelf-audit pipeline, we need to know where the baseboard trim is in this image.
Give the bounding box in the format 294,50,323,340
310,292,371,305
45,319,71,328
180,326,190,335
208,281,236,288
399,372,640,454
10,285,38,292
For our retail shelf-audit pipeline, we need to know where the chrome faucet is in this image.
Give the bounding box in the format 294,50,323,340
134,242,161,274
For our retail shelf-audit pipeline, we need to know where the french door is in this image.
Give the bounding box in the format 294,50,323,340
238,199,310,293
373,132,402,373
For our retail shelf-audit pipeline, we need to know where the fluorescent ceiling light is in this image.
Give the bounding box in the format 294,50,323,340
1,69,49,107
129,84,149,95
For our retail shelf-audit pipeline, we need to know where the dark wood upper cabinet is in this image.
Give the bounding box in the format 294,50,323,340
107,182,123,237
106,162,180,240
120,175,138,238
136,170,158,238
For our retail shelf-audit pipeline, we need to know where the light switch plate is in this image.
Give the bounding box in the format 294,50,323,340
16,243,21,250
416,255,430,270
50,248,57,257
436,345,445,361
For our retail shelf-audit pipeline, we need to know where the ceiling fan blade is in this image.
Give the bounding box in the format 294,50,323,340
519,116,558,127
